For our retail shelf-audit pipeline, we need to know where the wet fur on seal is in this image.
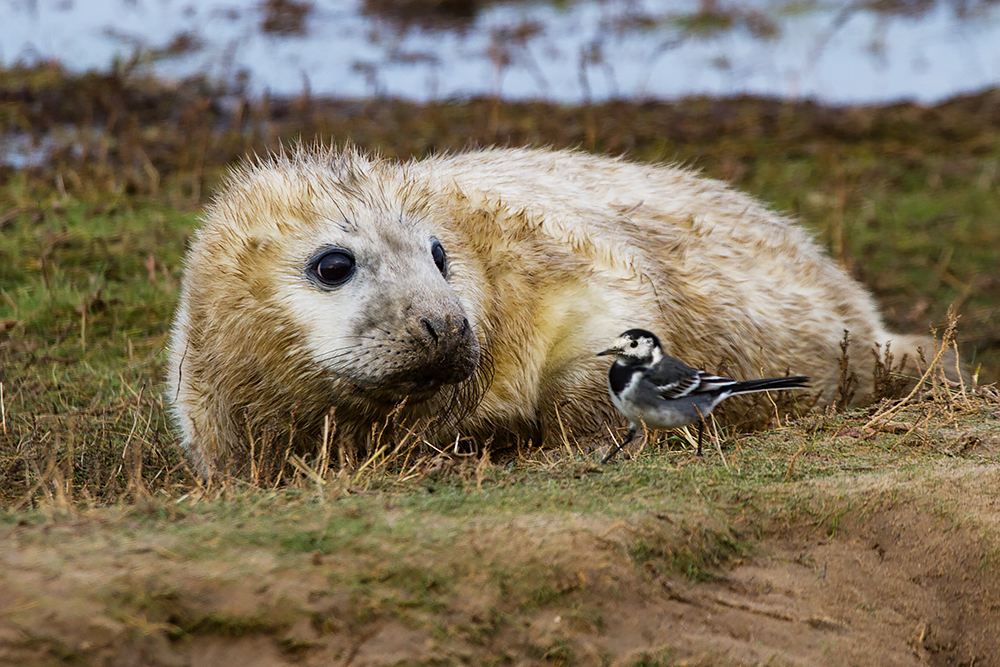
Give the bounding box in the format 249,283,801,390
167,145,947,477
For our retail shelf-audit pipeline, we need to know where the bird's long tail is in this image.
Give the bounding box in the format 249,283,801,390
729,376,810,396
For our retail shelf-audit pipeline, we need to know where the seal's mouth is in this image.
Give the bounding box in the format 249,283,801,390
332,341,493,432
386,361,478,399
349,353,479,406
338,310,482,406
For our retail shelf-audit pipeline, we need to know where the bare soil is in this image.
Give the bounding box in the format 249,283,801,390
3,453,999,666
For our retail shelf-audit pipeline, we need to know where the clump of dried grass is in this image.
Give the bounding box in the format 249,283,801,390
213,399,500,501
870,340,913,403
0,386,188,512
860,308,990,453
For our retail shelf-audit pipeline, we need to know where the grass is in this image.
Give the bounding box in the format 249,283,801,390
2,64,999,503
1,61,1000,664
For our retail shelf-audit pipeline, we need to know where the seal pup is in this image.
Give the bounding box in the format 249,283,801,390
167,145,949,477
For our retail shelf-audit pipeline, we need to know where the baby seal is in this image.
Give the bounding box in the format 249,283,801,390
167,145,946,477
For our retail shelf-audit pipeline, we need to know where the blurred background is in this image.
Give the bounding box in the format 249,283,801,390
4,0,1000,103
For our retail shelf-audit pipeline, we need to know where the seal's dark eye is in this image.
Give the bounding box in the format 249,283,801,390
310,249,355,287
430,237,447,276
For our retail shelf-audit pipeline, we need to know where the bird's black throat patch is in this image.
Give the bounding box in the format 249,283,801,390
608,361,635,395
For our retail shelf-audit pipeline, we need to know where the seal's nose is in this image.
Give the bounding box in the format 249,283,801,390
415,314,470,352
408,312,478,385
420,316,441,344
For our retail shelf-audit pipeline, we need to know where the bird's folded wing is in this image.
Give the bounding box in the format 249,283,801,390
653,371,738,399
650,374,701,399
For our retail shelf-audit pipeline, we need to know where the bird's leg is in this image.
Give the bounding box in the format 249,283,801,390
602,424,637,464
696,419,704,457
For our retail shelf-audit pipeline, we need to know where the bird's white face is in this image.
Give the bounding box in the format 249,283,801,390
602,331,663,366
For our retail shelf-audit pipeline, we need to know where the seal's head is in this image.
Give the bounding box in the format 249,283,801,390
280,173,481,402
305,239,478,395
167,146,482,476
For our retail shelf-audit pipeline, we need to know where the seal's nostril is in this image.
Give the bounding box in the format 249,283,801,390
420,317,439,344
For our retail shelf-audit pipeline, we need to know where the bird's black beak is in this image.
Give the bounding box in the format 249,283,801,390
596,348,617,357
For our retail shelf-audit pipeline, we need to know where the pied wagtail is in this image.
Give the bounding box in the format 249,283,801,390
597,329,810,463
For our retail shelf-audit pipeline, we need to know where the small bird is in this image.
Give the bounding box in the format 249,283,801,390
597,329,810,463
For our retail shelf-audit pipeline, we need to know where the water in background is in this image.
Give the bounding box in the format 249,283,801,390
2,0,1000,104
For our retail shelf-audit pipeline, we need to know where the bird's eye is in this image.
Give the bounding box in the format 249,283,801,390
430,237,447,277
629,340,638,348
309,249,355,287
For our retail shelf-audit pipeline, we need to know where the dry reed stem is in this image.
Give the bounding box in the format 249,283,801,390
710,417,730,471
953,340,967,395
318,409,333,477
287,454,326,500
474,443,493,491
126,400,154,499
636,415,649,459
116,384,145,478
783,442,808,482
270,428,295,489
602,422,620,452
248,427,258,486
352,444,388,487
765,389,783,428
553,402,574,458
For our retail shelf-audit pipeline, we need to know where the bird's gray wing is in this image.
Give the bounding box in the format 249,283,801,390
653,374,702,399
646,357,737,399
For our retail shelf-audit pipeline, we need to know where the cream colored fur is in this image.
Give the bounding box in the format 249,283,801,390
167,145,942,477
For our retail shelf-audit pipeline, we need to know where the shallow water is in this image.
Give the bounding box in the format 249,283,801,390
3,0,1000,104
